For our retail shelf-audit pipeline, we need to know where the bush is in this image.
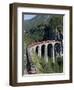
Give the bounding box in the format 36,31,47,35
31,53,63,73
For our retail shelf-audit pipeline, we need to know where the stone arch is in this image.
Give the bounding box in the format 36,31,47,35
47,44,53,58
35,46,39,54
54,43,61,56
41,44,45,57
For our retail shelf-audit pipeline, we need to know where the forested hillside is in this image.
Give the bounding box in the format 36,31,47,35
24,14,63,46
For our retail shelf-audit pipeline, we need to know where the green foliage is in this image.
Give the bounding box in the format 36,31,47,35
56,56,63,73
31,53,63,73
24,33,35,46
29,25,44,42
24,15,63,46
48,16,63,32
24,24,45,46
31,53,44,73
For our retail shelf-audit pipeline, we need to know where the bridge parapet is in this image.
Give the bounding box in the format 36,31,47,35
28,40,61,48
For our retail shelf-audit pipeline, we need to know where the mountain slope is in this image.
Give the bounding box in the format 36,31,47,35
23,14,52,32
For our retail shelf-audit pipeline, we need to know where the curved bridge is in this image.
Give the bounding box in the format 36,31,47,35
28,40,62,63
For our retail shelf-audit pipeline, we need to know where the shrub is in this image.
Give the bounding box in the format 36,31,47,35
31,53,63,73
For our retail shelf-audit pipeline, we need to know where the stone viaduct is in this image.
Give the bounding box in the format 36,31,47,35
28,40,63,63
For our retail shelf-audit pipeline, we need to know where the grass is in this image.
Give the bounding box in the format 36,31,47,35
31,53,63,74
